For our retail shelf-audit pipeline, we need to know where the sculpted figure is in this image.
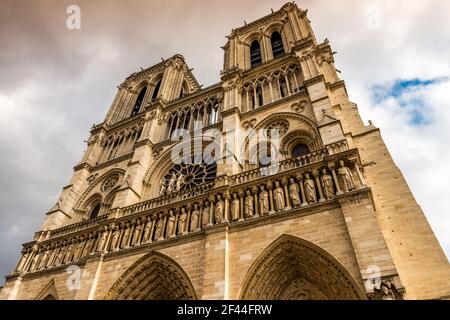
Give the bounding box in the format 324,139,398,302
159,178,167,196
202,201,210,227
64,243,74,264
142,218,152,242
231,193,240,221
83,235,94,256
29,253,39,271
98,230,108,253
190,203,200,231
178,208,188,235
121,224,131,248
288,178,301,207
110,226,120,251
166,211,176,237
215,194,224,223
338,160,356,192
245,190,254,218
176,173,185,191
167,172,177,193
154,216,164,240
304,173,317,203
321,168,334,199
259,186,269,215
274,181,285,211
132,223,142,246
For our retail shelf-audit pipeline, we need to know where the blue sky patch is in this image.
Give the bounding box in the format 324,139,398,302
371,77,448,125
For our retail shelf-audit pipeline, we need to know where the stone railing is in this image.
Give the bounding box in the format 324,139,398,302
15,144,366,276
48,215,109,239
229,149,328,186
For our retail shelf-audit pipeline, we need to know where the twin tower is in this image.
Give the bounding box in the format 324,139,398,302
1,2,449,300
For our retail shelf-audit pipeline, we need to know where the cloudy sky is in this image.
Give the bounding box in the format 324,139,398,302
0,0,449,284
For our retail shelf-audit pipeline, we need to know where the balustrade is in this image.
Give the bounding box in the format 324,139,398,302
16,144,366,275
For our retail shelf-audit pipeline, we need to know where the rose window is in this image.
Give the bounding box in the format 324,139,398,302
160,161,217,195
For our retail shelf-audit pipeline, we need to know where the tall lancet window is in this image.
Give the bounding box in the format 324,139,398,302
89,203,101,219
151,80,162,102
131,87,147,117
271,31,284,58
250,40,262,68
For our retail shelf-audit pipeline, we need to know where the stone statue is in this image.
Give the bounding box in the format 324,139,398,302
274,181,285,211
215,194,224,223
132,223,142,246
245,190,254,218
190,203,200,231
159,178,167,196
142,218,152,242
202,201,210,227
111,227,120,251
83,235,94,256
154,217,164,240
321,168,334,199
29,253,39,271
64,243,74,264
98,230,108,253
259,186,269,215
288,178,301,207
380,281,396,300
167,172,177,193
231,193,240,221
166,210,176,237
338,160,356,192
304,173,317,203
176,172,185,191
121,224,131,248
178,208,188,234
38,251,49,270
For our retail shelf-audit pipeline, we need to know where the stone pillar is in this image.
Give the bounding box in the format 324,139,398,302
223,192,230,223
251,186,260,218
266,181,275,214
297,174,308,207
281,178,291,210
208,195,215,226
313,170,325,202
329,162,343,195
238,190,245,222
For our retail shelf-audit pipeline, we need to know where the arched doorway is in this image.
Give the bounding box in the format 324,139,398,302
239,235,366,300
104,251,197,300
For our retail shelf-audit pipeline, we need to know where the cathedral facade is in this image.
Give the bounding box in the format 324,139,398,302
1,2,449,300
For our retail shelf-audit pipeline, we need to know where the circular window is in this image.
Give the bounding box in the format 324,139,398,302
163,161,217,193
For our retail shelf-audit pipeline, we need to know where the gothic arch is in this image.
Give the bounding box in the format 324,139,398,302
34,279,59,300
241,112,320,162
74,169,125,213
238,235,366,300
104,251,197,300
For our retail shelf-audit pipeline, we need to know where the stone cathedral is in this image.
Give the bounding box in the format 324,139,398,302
1,2,449,300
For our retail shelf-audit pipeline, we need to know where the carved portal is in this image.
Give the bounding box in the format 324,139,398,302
239,235,366,300
105,252,197,300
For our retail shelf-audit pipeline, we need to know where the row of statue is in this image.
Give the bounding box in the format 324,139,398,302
18,160,360,274
159,172,186,196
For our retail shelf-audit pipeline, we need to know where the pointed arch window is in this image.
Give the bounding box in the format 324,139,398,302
89,203,101,219
151,80,162,101
250,40,262,68
271,31,284,58
131,87,147,117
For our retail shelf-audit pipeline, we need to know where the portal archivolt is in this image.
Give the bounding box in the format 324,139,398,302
105,251,197,300
239,235,366,300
